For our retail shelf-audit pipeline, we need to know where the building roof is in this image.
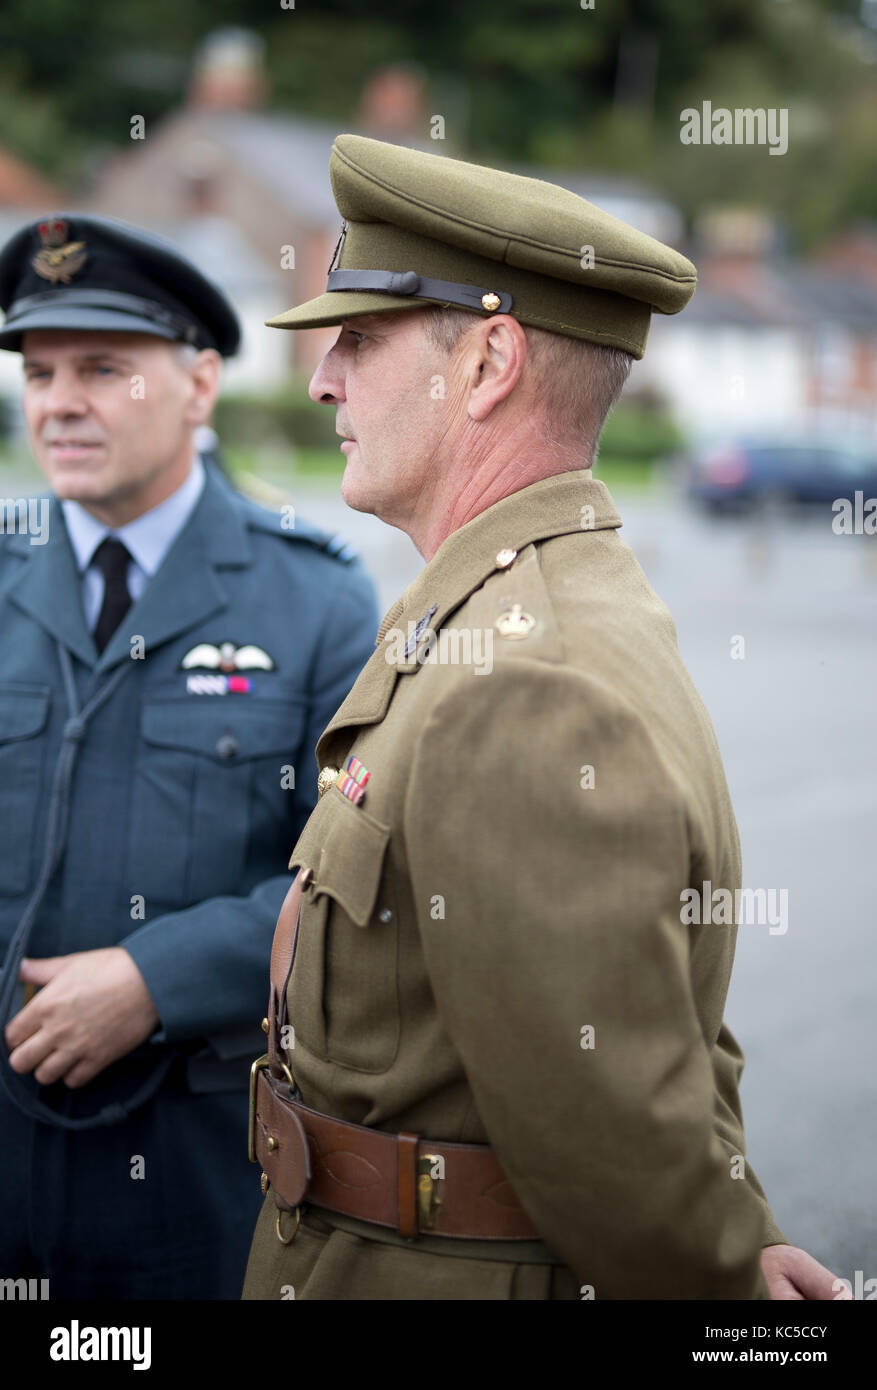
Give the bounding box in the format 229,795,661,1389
685,260,877,332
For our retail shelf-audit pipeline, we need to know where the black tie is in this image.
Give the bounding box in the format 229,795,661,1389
91,536,133,654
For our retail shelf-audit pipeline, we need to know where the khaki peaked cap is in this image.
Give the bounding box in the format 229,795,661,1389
267,133,697,358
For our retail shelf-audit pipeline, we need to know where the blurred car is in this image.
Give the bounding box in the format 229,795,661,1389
685,437,877,515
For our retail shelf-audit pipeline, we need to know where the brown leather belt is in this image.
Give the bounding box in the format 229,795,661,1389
250,873,541,1242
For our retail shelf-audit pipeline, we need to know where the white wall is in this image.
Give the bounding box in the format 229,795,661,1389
639,321,810,440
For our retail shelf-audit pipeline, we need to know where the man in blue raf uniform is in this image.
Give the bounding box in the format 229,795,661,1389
0,214,378,1298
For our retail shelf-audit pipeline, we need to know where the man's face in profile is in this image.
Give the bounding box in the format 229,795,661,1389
308,308,466,531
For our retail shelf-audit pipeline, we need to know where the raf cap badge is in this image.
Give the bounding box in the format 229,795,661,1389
32,219,87,285
336,754,370,806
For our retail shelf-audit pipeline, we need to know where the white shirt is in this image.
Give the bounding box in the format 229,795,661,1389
61,455,206,629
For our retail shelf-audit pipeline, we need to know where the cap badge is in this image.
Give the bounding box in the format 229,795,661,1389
481,292,501,312
32,219,87,284
337,754,370,806
495,604,536,640
181,641,275,673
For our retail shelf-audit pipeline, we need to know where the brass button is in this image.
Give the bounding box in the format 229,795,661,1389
299,866,314,889
318,766,339,797
495,547,517,569
267,1136,278,1153
216,733,238,760
481,292,501,311
261,1017,269,1034
261,1172,270,1195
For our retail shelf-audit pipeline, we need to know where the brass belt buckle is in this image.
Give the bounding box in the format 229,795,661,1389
417,1153,443,1232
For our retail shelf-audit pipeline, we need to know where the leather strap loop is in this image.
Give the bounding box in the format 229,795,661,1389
268,874,303,1081
397,1131,420,1240
326,268,513,315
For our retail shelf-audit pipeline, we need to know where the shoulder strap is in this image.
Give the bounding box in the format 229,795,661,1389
268,873,303,1084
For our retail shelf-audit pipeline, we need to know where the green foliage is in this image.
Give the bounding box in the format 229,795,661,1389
597,401,684,463
215,386,683,480
0,0,872,245
213,380,337,452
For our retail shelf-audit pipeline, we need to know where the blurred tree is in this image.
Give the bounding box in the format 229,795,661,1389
0,0,872,247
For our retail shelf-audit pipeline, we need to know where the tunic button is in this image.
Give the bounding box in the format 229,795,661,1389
377,907,393,923
318,767,339,797
299,867,314,889
495,547,517,569
216,733,238,759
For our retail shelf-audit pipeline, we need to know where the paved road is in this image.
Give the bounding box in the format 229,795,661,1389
294,475,877,1280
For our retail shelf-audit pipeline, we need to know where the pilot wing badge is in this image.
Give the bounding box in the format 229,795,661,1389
181,641,275,694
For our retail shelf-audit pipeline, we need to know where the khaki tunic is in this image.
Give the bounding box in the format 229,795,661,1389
243,469,785,1300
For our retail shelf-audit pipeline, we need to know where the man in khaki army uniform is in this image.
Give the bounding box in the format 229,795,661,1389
243,134,841,1300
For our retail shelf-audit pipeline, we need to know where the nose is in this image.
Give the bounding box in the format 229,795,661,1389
308,337,346,406
42,366,88,419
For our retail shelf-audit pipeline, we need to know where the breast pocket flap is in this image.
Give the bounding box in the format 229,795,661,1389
140,699,303,760
290,797,390,928
0,685,51,742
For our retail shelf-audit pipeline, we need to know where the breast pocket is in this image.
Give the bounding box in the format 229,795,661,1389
0,684,51,897
129,696,304,907
287,790,399,1073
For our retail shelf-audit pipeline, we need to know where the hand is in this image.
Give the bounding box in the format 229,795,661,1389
761,1244,849,1300
4,949,161,1088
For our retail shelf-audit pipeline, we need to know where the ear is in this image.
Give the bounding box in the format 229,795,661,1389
184,348,222,426
465,315,528,422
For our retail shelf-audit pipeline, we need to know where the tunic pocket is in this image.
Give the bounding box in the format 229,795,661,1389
287,790,399,1072
129,695,304,906
0,684,51,896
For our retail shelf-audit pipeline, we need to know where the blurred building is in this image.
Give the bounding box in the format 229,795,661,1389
0,149,67,405
83,28,679,385
638,208,877,447
1,27,875,457
85,30,340,382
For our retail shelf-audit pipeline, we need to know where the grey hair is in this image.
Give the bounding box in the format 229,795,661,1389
420,305,633,465
172,341,200,368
